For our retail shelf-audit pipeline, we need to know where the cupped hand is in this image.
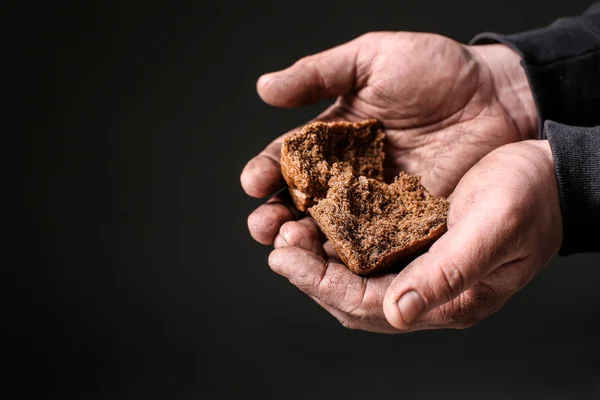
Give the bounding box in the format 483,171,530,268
269,140,562,332
241,31,538,245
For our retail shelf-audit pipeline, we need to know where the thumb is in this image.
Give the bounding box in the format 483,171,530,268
257,37,365,108
382,210,518,330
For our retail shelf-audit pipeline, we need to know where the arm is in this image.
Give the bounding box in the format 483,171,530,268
472,3,600,255
471,2,600,131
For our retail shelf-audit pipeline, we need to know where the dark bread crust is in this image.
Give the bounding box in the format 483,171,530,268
308,165,448,276
362,223,447,275
312,211,447,276
281,119,385,211
281,119,449,276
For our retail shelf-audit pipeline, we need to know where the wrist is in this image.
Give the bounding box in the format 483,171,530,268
527,139,554,169
525,139,563,253
468,44,539,140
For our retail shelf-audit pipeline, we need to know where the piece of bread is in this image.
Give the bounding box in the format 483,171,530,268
309,165,448,276
280,119,448,276
280,119,385,211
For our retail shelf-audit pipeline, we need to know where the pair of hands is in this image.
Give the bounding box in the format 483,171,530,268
241,32,563,332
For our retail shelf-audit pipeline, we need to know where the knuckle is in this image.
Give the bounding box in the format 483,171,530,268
342,278,369,318
358,31,380,42
322,274,363,315
296,56,319,74
448,302,480,329
359,31,391,43
470,281,498,305
295,56,327,103
447,286,501,329
292,270,313,289
289,256,327,292
296,54,314,64
435,259,466,302
317,273,369,320
318,269,347,296
292,55,312,71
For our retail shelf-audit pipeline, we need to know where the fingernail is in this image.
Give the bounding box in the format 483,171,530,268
398,291,426,325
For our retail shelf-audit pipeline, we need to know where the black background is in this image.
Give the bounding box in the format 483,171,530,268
14,0,599,398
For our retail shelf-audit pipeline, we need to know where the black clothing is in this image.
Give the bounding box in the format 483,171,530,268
472,2,600,255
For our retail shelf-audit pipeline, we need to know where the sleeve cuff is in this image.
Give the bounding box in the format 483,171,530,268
545,121,600,255
469,6,600,138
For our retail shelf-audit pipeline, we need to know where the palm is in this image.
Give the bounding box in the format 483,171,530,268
319,33,522,196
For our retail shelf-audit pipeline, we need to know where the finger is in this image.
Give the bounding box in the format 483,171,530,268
257,37,366,108
273,217,326,258
383,210,519,330
240,137,285,198
269,247,394,321
247,192,301,245
414,257,534,330
310,296,401,334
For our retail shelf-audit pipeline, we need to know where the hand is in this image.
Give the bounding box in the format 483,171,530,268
269,140,562,332
241,31,538,245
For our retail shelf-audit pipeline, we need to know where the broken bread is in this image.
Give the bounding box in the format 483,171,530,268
280,119,449,276
280,119,385,211
309,165,448,276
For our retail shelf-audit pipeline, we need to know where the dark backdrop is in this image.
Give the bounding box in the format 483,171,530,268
14,0,599,398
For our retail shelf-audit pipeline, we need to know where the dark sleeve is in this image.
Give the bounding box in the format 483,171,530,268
545,122,600,255
470,3,600,255
470,2,600,134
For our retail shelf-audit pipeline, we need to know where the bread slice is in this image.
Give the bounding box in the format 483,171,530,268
280,118,448,276
309,164,449,276
281,119,385,211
